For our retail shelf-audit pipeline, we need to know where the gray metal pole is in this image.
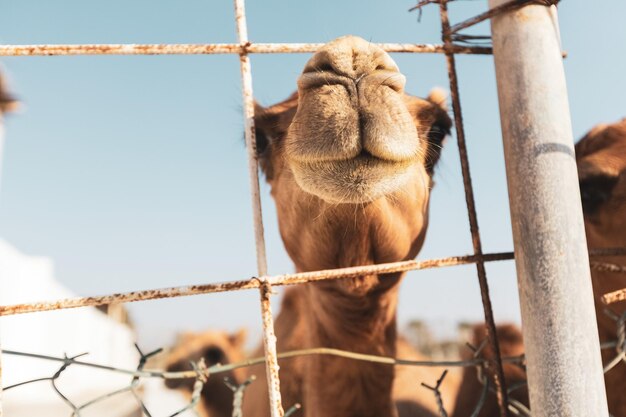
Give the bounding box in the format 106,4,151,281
489,2,609,416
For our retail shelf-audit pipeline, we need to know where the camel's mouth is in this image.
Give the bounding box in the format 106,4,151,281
290,154,417,204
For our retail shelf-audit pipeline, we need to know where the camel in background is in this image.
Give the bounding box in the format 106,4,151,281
244,35,455,417
164,328,458,417
165,329,248,417
452,118,626,417
450,324,526,417
577,118,626,416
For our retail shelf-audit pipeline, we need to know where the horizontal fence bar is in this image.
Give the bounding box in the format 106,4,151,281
0,252,515,317
0,247,622,316
602,288,626,305
0,43,492,57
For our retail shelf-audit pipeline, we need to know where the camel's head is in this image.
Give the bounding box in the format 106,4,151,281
254,36,451,205
164,329,247,391
576,118,626,248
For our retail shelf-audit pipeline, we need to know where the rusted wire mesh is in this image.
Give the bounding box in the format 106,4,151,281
2,304,624,417
0,1,621,417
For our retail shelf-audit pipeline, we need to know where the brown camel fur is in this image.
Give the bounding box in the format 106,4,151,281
165,325,460,417
242,36,453,417
164,329,248,417
452,118,626,417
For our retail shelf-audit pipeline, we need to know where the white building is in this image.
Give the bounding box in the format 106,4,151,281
0,239,187,416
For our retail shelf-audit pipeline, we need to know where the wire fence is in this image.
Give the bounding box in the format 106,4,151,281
0,0,624,416
2,302,624,417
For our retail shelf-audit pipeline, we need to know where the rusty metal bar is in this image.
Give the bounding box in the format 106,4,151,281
235,12,268,282
449,0,541,34
490,1,609,416
591,261,626,274
0,247,618,317
439,1,510,416
258,282,283,417
232,0,283,416
603,288,626,306
0,43,491,57
0,251,515,317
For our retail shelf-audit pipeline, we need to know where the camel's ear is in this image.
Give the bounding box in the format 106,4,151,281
175,331,197,344
426,87,448,112
253,92,298,180
423,88,452,173
228,328,247,348
0,77,19,114
254,101,273,157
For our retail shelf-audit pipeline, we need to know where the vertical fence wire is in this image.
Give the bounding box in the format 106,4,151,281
0,337,3,417
438,1,510,416
233,0,284,416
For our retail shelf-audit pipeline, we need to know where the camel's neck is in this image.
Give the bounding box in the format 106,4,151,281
293,209,409,417
274,192,429,417
304,277,401,347
300,280,401,417
289,198,415,343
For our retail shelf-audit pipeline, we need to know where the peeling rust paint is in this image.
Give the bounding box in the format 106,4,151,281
0,249,619,317
0,43,491,57
602,288,626,306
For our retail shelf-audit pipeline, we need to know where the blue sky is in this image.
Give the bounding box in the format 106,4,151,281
0,0,624,348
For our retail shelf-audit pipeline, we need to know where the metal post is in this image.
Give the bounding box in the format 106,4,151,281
489,2,609,416
233,0,284,416
439,1,509,415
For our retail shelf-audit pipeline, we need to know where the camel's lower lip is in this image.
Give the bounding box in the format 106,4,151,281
289,155,416,203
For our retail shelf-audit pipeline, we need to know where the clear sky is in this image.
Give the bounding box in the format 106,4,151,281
0,0,624,349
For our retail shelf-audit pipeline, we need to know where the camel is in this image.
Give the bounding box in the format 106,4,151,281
164,329,248,417
450,324,526,417
451,118,626,417
577,117,626,416
242,35,454,417
164,327,459,417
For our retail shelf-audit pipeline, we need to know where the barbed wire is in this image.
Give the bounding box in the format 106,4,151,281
416,306,626,417
421,370,451,417
3,308,623,417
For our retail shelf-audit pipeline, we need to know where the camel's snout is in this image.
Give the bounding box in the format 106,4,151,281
283,36,424,203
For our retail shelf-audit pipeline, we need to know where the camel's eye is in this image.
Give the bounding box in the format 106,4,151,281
579,174,619,214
